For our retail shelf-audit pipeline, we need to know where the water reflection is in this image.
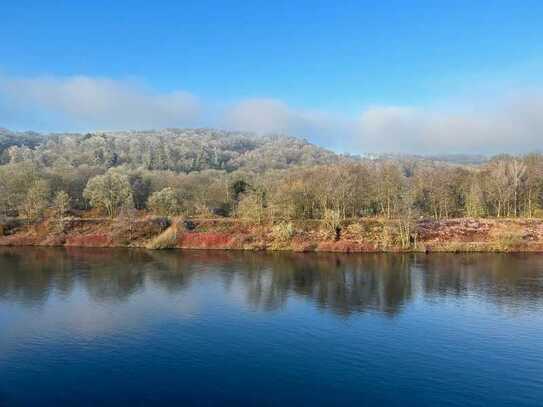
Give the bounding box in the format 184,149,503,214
1,247,542,316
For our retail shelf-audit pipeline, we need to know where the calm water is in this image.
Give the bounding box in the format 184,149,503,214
1,248,542,406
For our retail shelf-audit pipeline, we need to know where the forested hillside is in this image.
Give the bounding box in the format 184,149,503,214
0,128,345,171
1,128,543,229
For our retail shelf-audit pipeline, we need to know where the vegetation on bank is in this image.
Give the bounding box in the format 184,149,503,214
1,215,543,253
1,128,543,252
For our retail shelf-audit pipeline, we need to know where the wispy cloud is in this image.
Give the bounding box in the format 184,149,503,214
222,98,355,150
1,74,543,154
357,96,543,154
0,75,201,130
223,93,543,154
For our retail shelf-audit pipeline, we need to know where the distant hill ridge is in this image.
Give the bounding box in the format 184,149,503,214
0,127,488,171
0,128,348,173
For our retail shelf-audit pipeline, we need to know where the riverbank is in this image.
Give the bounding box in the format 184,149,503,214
2,215,543,252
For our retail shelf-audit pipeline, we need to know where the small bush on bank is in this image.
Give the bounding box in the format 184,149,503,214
271,222,294,242
183,219,197,231
493,229,524,251
380,223,395,249
321,209,342,240
346,222,364,240
0,217,22,236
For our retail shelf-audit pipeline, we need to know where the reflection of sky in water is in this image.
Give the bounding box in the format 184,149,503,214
1,249,543,405
2,283,201,349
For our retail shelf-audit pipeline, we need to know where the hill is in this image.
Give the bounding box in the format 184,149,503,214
0,128,351,172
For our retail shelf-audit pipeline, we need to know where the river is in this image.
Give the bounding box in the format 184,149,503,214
1,248,542,405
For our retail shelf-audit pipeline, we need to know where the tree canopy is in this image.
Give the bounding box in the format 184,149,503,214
0,128,542,223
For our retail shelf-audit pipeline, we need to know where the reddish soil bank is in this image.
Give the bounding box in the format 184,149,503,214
2,216,543,253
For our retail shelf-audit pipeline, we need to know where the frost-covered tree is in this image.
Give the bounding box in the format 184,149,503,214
52,191,71,222
148,188,179,217
83,171,133,217
20,180,49,223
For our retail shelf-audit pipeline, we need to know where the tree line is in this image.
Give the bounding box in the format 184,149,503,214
0,130,543,224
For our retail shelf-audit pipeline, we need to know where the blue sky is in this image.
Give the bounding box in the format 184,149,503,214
1,0,543,153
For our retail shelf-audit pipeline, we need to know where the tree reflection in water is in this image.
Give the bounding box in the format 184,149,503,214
1,247,542,316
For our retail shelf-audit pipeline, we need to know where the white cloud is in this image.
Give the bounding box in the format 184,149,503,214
223,98,347,134
357,94,543,154
222,98,355,150
224,99,294,134
223,93,543,154
1,73,543,154
0,75,201,130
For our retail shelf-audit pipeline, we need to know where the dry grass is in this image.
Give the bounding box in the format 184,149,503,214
491,229,525,252
269,221,295,250
146,225,178,249
345,222,364,240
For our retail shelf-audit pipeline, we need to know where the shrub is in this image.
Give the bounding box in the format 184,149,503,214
212,203,231,217
321,209,342,240
494,229,524,251
346,222,364,239
20,180,50,223
271,222,294,242
183,219,197,231
83,171,133,217
51,190,71,231
0,218,22,235
236,192,266,223
148,187,180,217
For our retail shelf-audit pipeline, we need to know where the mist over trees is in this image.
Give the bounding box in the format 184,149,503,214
1,128,543,223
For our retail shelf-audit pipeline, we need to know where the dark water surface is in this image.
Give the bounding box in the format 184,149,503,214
1,248,542,406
